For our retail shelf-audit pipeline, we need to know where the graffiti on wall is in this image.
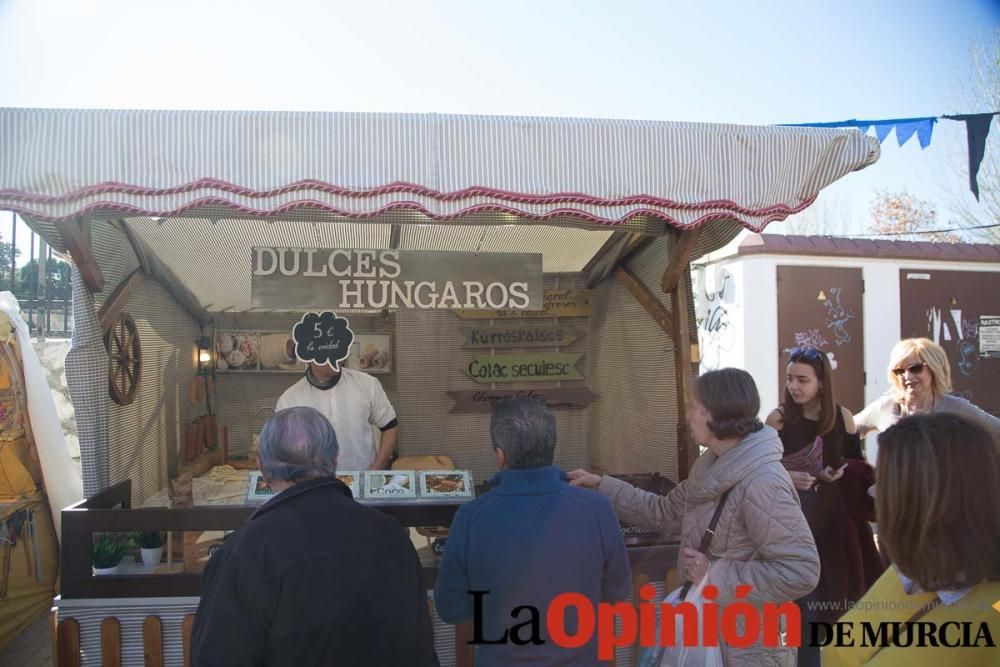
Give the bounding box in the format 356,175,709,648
783,331,839,370
824,287,855,346
693,266,736,371
927,306,980,376
793,329,829,350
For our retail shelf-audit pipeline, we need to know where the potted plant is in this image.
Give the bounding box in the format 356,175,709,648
92,533,133,575
132,530,165,567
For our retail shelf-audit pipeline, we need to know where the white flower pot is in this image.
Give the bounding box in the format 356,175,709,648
141,546,164,567
93,563,121,576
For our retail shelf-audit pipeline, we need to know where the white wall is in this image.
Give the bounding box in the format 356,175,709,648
694,252,1000,463
693,257,780,414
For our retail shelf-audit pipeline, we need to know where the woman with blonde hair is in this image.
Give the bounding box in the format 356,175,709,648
823,412,1000,666
855,337,1000,437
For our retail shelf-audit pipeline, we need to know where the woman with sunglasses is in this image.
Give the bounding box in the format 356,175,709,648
766,347,883,667
855,338,1000,437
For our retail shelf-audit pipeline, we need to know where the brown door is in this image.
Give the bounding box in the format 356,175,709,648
899,268,1000,417
777,266,865,412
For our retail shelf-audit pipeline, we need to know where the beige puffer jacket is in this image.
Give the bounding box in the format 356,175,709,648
598,425,819,666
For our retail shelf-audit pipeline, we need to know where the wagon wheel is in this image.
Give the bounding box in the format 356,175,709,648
105,312,142,405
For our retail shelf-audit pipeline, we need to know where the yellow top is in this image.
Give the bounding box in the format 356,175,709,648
822,568,1000,667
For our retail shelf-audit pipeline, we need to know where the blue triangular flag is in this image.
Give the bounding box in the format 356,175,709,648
893,119,935,149
874,123,894,143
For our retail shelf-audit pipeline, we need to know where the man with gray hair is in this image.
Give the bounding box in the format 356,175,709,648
191,406,438,666
434,399,631,666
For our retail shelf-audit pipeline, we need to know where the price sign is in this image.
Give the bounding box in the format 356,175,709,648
292,311,354,370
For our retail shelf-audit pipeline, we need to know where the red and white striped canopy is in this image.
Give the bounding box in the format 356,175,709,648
0,108,879,232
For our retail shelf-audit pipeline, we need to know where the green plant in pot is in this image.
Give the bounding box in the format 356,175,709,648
132,530,165,568
92,533,133,575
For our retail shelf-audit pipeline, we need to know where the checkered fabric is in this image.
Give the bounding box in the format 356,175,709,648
64,267,110,496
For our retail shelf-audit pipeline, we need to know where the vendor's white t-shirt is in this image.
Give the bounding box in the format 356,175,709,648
275,368,396,470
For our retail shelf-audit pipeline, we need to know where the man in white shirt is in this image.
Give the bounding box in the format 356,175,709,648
276,362,398,470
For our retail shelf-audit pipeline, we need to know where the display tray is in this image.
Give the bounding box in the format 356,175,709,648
244,469,476,504
244,470,364,504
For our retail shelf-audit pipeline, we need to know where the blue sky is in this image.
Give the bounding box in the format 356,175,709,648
0,0,997,256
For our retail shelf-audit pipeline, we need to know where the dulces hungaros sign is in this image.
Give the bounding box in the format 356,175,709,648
252,248,543,310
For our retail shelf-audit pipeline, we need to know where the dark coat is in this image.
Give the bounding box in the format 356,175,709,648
813,459,885,624
191,477,438,666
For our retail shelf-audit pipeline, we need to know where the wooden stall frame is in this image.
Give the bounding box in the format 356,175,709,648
612,228,701,478
58,479,681,667
61,480,466,599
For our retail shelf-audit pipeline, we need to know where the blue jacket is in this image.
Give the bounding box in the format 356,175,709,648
434,466,632,666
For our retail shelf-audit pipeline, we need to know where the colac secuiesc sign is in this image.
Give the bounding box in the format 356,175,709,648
251,248,543,311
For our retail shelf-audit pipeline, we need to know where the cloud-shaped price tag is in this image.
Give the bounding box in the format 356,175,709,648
292,311,354,370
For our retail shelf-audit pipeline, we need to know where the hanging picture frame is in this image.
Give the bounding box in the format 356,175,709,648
352,333,393,374
214,329,305,373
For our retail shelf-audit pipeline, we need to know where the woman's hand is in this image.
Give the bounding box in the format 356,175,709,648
680,546,709,584
788,471,816,491
567,469,602,489
817,464,847,484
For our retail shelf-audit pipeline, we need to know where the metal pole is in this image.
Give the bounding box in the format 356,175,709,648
28,230,35,334
41,242,50,336
10,212,16,291
64,261,70,335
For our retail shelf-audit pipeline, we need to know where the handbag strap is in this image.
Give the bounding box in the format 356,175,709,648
680,487,733,598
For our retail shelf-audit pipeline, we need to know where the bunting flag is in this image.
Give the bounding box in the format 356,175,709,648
942,113,996,201
783,117,937,148
787,113,998,199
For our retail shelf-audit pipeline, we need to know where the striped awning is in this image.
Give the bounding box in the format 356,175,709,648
0,108,879,232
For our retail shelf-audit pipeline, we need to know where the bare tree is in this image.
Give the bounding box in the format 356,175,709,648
944,27,999,242
870,190,963,243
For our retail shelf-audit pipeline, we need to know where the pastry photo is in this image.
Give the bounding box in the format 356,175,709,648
336,471,361,498
216,332,260,371
364,470,416,499
355,334,392,374
418,470,473,498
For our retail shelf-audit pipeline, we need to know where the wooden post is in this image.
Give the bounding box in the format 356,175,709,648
612,265,674,337
55,218,104,293
182,614,196,667
56,618,81,667
101,617,122,667
143,616,164,667
666,231,698,479
661,228,701,294
97,269,145,335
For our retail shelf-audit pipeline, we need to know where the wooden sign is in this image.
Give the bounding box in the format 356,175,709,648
252,248,543,310
464,353,584,383
462,324,583,349
448,387,599,413
453,289,592,319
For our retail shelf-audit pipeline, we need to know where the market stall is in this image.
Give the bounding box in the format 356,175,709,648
0,107,879,666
